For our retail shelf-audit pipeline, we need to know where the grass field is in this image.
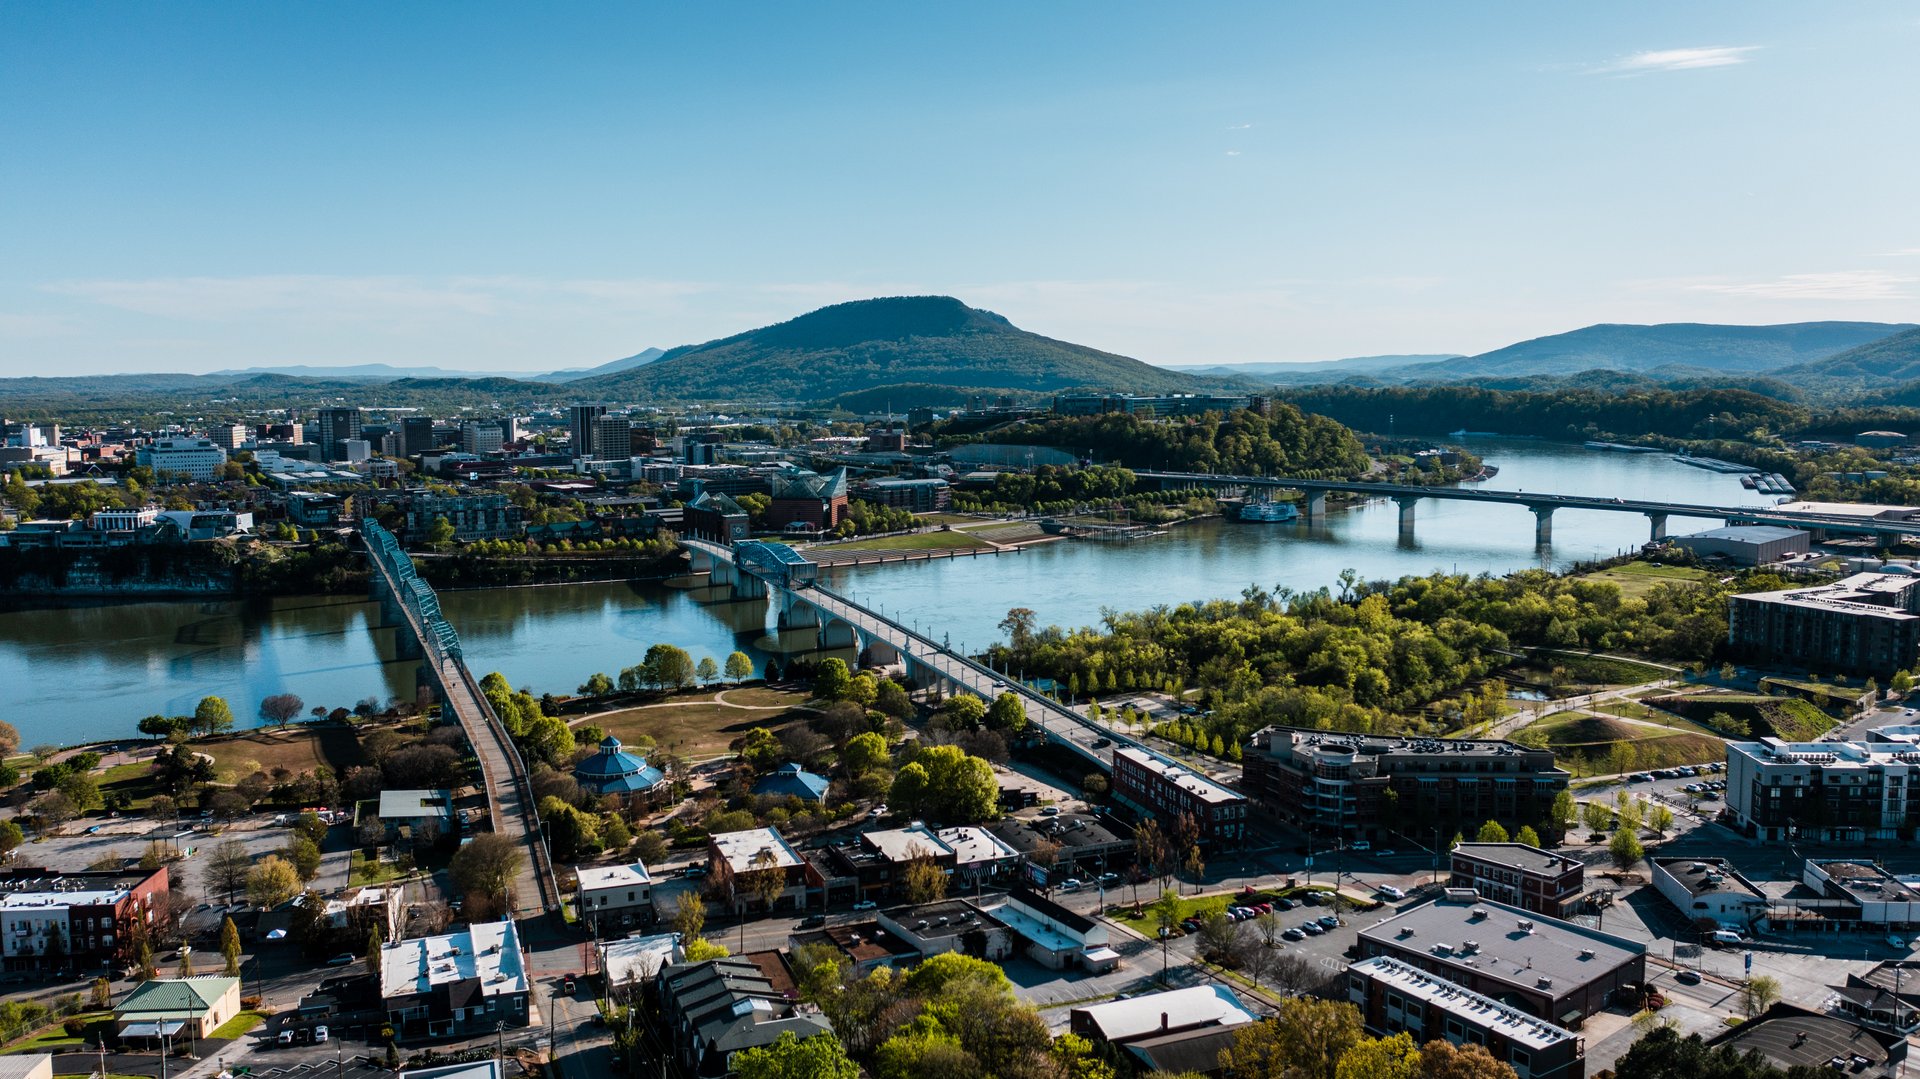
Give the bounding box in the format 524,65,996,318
209,1011,268,1040
202,725,368,782
5,1012,110,1054
1577,561,1710,599
814,531,991,553
720,687,812,709
916,512,982,526
1518,711,1724,774
591,696,814,759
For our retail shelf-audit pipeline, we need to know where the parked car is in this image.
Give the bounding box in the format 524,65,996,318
1349,840,1370,851
1282,928,1305,942
1674,970,1702,985
1061,878,1083,891
326,954,355,966
797,914,827,929
1318,915,1340,929
313,1027,328,1044
1378,885,1406,900
1098,872,1120,885
1275,897,1295,911
852,900,878,911
1040,806,1061,816
1300,922,1323,936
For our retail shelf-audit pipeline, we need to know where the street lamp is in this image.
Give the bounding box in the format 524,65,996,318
1158,926,1170,986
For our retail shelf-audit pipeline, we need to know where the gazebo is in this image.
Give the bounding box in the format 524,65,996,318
573,735,668,799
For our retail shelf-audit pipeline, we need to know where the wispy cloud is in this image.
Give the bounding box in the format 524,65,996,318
1870,247,1920,258
1226,122,1254,130
1593,45,1761,75
1224,150,1242,157
1686,271,1915,301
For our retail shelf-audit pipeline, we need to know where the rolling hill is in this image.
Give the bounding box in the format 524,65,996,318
1776,326,1920,390
1388,321,1913,381
566,296,1205,401
541,347,666,382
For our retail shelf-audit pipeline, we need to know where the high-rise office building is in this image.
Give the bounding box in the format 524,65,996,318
462,423,504,455
592,415,632,460
401,417,436,458
569,405,606,459
315,408,363,461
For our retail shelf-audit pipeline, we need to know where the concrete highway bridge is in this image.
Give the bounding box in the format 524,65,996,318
1134,470,1920,547
682,537,1132,772
364,522,558,918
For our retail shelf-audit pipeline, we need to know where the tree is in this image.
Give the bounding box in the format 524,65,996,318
1337,1032,1421,1079
725,651,754,682
986,692,1027,733
733,1032,860,1079
1742,974,1780,1017
842,732,891,777
1649,804,1675,835
889,763,929,815
1549,790,1577,832
367,924,384,969
58,771,102,813
1415,1039,1518,1079
450,832,523,904
0,719,16,757
426,516,456,548
1608,829,1644,869
1581,801,1612,833
259,693,304,727
1896,669,1915,695
696,656,720,685
1149,888,1182,936
900,854,949,904
672,893,707,940
1515,825,1541,848
206,840,251,903
0,820,19,857
194,696,235,736
739,727,783,773
643,643,697,690
136,935,156,980
999,607,1037,651
908,745,999,823
90,976,112,1009
939,694,987,729
524,715,575,768
1475,820,1509,843
220,916,242,976
285,835,323,881
1219,998,1364,1079
578,672,614,696
812,657,853,701
246,855,301,909
177,948,194,978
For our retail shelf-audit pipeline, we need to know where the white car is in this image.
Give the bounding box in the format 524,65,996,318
1378,885,1406,900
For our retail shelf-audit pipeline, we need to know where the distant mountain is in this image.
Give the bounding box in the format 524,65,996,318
570,296,1205,401
1395,321,1913,380
1776,327,1920,389
1163,355,1463,380
540,348,666,382
207,362,552,380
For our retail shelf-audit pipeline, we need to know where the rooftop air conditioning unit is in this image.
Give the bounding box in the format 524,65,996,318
1518,920,1535,933
1536,977,1553,988
1579,948,1595,960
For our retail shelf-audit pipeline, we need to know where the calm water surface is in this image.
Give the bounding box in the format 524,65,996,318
0,440,1776,746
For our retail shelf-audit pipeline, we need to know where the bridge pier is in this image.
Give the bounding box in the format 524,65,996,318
393,629,422,661
1393,496,1419,536
776,593,819,630
1530,506,1554,546
1647,513,1668,541
818,618,859,652
861,634,903,668
731,572,769,600
1302,491,1327,519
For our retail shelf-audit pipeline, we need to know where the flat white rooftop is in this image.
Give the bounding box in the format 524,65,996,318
379,920,526,1001
576,863,653,891
710,828,802,874
1350,956,1579,1053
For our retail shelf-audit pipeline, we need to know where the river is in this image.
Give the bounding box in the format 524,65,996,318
0,440,1778,747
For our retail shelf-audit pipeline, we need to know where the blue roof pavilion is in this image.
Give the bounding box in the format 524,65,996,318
575,734,668,796
752,762,830,803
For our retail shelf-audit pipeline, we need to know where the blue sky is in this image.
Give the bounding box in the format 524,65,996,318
2,2,1916,375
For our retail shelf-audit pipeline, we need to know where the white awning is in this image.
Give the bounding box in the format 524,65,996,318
1082,947,1121,964
121,1020,188,1038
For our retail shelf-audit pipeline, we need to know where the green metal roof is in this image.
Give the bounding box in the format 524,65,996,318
117,976,240,1017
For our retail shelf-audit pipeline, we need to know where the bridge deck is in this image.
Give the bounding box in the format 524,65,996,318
684,537,1125,770
368,546,554,918
1134,470,1920,539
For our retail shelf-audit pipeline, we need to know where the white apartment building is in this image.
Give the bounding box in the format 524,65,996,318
137,438,227,482
1726,738,1920,842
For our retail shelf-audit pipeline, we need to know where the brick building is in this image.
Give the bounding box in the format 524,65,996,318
0,865,169,974
1449,843,1585,917
767,468,850,531
1241,726,1568,843
1110,746,1246,847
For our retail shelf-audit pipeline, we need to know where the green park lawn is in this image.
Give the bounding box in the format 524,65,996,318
1576,561,1708,599
814,531,990,553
